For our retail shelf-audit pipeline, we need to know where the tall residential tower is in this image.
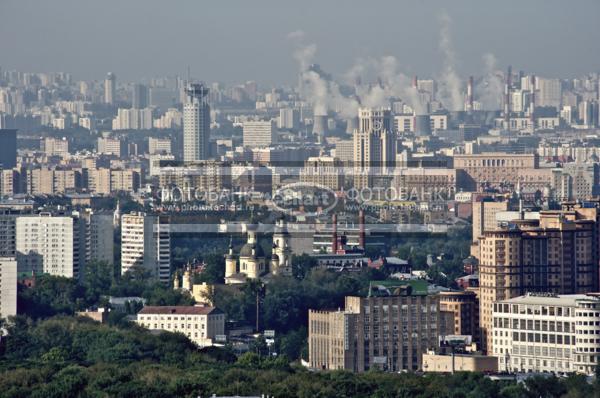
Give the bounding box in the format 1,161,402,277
183,83,210,162
104,72,116,105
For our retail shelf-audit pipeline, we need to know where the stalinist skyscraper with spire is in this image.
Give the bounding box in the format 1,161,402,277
183,83,210,162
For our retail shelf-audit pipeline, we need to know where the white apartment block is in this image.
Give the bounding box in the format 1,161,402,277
0,258,17,319
41,137,69,157
148,137,172,155
16,214,75,278
121,212,170,283
242,120,276,148
97,137,121,156
136,306,225,347
493,293,600,376
112,108,153,130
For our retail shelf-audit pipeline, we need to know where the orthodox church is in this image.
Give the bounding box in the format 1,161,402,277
224,217,291,285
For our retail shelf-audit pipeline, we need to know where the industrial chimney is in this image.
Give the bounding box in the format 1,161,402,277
359,209,365,249
530,75,536,128
332,213,338,254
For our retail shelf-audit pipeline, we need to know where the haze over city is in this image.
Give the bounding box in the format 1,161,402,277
1,0,599,84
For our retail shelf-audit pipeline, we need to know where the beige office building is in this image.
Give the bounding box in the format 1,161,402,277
242,120,276,148
454,152,539,191
309,287,452,372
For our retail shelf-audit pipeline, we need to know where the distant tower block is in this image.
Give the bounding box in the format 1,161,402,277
183,83,210,162
345,117,359,134
414,115,431,136
312,115,328,141
104,72,116,105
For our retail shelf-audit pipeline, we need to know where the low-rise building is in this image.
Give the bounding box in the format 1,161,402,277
136,305,225,347
422,351,498,373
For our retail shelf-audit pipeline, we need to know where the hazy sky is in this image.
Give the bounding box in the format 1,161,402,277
1,0,599,87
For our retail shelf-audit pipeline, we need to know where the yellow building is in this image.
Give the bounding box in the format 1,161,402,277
422,352,498,373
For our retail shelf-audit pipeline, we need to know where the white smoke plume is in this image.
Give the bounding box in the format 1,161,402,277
345,56,425,113
476,53,504,110
437,12,463,111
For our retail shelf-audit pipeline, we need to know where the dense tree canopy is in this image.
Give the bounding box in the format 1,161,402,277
0,316,597,398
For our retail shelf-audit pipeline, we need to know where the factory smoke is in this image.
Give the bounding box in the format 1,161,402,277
288,25,505,122
437,12,463,112
477,53,504,110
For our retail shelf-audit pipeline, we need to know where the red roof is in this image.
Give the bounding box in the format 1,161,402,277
138,306,221,315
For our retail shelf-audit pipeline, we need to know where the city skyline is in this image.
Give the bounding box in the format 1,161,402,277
4,1,600,395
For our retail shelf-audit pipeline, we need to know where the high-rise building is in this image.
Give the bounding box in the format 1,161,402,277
183,83,210,162
131,83,148,109
121,212,170,283
536,77,562,109
16,214,75,278
112,108,153,130
438,291,479,340
0,208,28,257
278,108,299,130
478,204,600,354
471,196,510,246
78,210,115,266
493,293,600,376
242,120,276,148
0,257,17,319
104,72,116,105
353,108,396,189
0,129,17,169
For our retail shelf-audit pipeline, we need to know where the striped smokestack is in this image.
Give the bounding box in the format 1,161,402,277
359,209,365,249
